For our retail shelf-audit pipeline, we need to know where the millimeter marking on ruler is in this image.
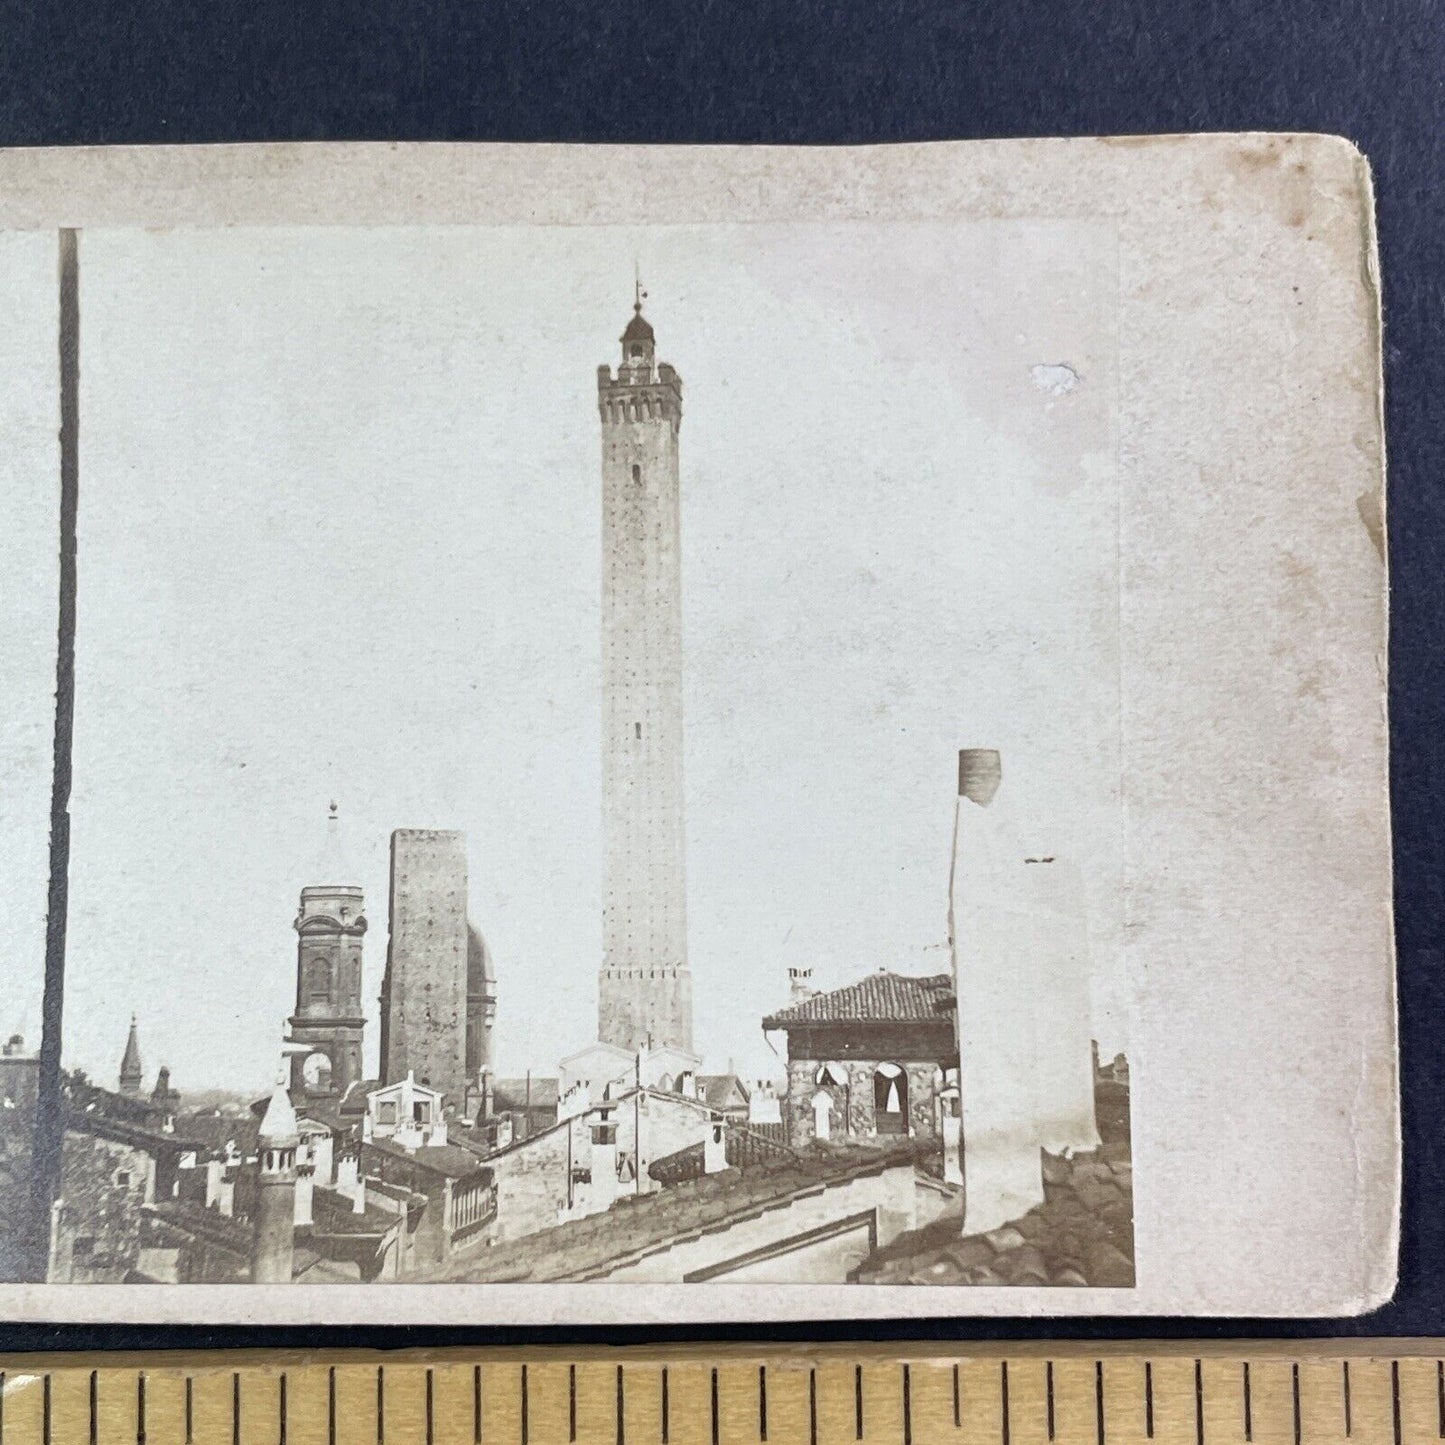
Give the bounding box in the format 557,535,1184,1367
9,1346,1445,1444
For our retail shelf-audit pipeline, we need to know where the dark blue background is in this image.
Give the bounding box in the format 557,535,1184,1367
0,0,1440,1349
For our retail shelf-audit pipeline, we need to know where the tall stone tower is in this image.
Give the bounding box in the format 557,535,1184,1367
379,829,470,1106
596,291,693,1054
289,804,367,1100
118,1016,143,1097
251,1082,298,1284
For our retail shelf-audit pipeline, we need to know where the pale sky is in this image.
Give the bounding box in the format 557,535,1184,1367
1,219,1122,1092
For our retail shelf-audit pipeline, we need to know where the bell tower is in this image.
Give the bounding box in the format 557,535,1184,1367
596,286,693,1054
288,804,367,1098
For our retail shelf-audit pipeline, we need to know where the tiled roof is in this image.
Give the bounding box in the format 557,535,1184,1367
853,1079,1134,1287
365,1137,494,1180
67,1110,187,1155
361,1177,429,1210
170,1113,261,1155
309,1185,399,1237
762,972,954,1028
424,1140,928,1284
145,1200,251,1256
696,1075,750,1110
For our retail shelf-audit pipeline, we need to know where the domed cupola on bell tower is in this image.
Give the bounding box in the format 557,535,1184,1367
620,288,656,382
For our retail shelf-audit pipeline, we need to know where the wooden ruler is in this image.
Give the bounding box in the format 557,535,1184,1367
0,1342,1438,1445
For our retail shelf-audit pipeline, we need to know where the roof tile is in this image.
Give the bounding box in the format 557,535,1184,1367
762,972,954,1027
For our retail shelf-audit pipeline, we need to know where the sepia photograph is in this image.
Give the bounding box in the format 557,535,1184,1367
0,217,1130,1290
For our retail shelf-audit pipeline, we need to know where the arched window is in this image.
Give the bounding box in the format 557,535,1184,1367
810,1089,833,1141
631,463,641,483
301,1051,332,1091
873,1063,909,1135
306,955,330,1003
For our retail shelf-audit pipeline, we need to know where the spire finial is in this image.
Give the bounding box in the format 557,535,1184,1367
634,262,646,315
328,799,338,819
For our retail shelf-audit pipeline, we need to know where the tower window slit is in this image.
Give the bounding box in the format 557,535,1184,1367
632,464,641,484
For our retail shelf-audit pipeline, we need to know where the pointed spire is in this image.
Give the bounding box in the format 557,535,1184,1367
119,1016,143,1095
306,799,359,889
258,1080,300,1147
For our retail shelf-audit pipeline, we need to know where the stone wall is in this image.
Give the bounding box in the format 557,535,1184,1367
488,1091,715,1244
488,1119,572,1243
50,1134,156,1283
785,1057,944,1145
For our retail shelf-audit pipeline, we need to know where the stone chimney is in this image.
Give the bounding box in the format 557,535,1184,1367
788,966,815,1004
251,1083,299,1284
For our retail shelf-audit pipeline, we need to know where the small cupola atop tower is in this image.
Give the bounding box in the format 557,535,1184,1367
620,278,656,381
307,800,360,893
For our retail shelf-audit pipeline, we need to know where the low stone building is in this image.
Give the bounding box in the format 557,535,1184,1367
0,1035,38,1114
484,1086,722,1244
761,972,957,1146
360,1138,495,1269
49,1128,158,1283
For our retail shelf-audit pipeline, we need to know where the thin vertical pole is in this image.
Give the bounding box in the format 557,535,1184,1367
946,772,964,1207
28,227,79,1282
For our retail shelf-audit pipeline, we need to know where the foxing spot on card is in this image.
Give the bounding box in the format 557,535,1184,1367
0,137,1394,1322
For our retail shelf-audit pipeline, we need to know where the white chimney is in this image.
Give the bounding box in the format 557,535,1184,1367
704,1120,727,1174
748,1083,782,1126
590,1132,619,1211
294,1164,314,1227
950,747,1098,1235
352,1175,366,1215
335,1152,358,1196
204,1157,223,1209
